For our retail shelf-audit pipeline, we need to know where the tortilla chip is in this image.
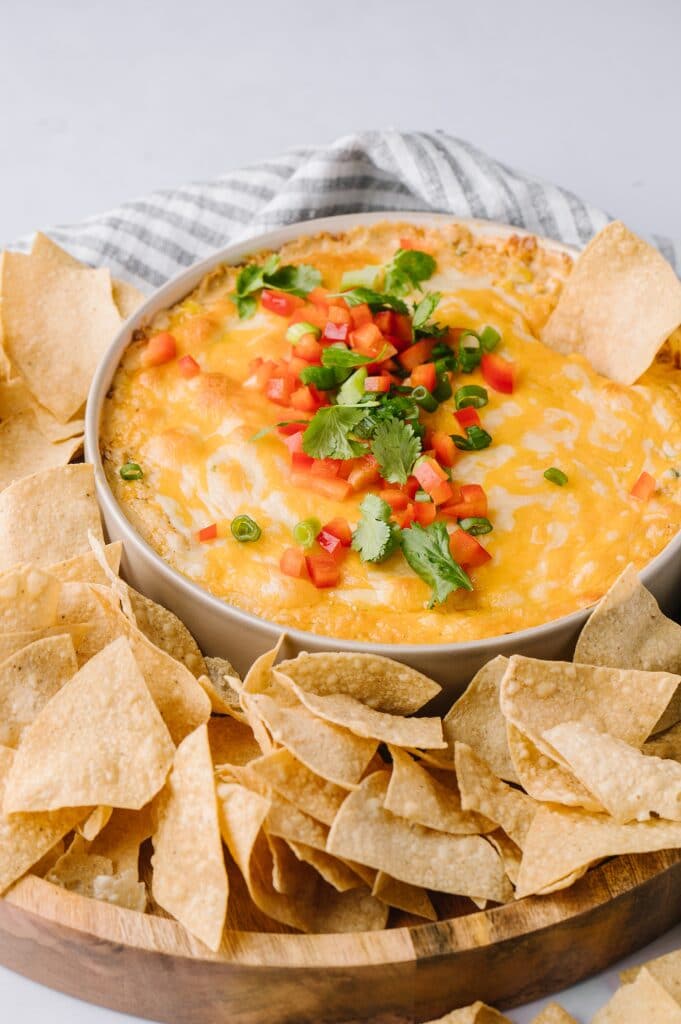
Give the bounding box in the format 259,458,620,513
486,830,522,886
454,742,536,847
277,675,445,749
126,587,206,677
0,464,103,572
1,246,122,421
500,655,679,761
328,771,511,903
0,634,77,748
4,636,174,812
48,542,122,585
591,967,681,1022
0,746,86,893
218,781,388,933
45,832,144,912
0,625,91,665
0,376,84,442
371,870,437,920
530,1005,578,1024
575,564,681,677
506,723,601,809
442,656,517,783
201,657,242,714
261,790,330,852
0,411,82,491
234,748,348,826
286,841,362,892
112,279,146,320
77,805,113,841
541,221,681,385
621,949,681,1004
275,651,440,713
422,1003,511,1023
0,564,59,631
208,715,261,768
544,721,681,822
385,746,493,835
645,721,681,761
515,804,681,898
152,724,228,950
89,805,153,875
244,691,378,786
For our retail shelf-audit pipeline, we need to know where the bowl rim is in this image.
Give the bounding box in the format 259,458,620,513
85,210,681,657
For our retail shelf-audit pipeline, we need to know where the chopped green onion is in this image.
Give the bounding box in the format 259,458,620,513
119,462,143,481
544,467,568,486
453,426,493,451
458,331,483,372
414,490,432,503
293,517,321,548
434,354,457,375
432,372,453,403
336,367,368,405
411,385,438,413
455,384,489,410
479,326,501,351
230,515,262,542
285,321,321,343
340,266,382,290
299,365,340,390
459,516,493,535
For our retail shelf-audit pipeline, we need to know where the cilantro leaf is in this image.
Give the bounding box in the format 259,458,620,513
321,348,378,370
235,263,266,296
338,287,409,315
371,417,421,485
412,292,442,331
302,406,367,460
265,263,321,298
233,294,257,320
384,249,437,296
401,522,473,607
352,494,402,563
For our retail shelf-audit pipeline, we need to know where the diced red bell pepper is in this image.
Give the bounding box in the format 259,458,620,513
322,517,353,546
292,471,352,502
266,375,297,406
350,322,384,357
404,476,420,499
323,321,350,344
277,421,307,437
197,523,217,542
307,287,331,309
317,529,345,559
398,338,435,372
143,332,177,367
288,303,327,329
442,483,488,518
306,551,341,588
251,359,277,391
291,451,314,471
431,431,458,468
310,458,341,478
454,406,481,429
393,314,414,346
327,304,351,325
261,290,304,317
430,480,455,506
413,456,448,495
449,528,492,568
349,303,373,329
373,311,394,334
177,354,200,378
288,355,310,377
380,488,409,511
481,352,516,393
413,500,437,525
347,454,380,491
364,375,391,393
283,430,305,455
290,385,322,413
631,471,656,500
393,503,416,529
410,362,437,392
280,547,308,579
294,334,323,363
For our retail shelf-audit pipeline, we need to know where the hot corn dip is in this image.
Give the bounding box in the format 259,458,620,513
100,221,681,644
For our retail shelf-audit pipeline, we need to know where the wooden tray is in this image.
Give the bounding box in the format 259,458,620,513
2,850,681,1023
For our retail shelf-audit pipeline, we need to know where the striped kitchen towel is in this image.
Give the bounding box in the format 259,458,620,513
10,130,680,287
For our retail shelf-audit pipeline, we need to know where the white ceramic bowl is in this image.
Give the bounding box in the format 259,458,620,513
85,212,681,706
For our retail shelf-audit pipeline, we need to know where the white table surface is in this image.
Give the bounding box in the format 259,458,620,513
2,0,681,1019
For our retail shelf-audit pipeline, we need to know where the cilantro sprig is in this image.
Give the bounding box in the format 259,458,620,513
401,522,473,607
351,494,402,563
301,406,367,460
384,249,437,296
230,255,321,320
339,287,409,315
371,417,421,485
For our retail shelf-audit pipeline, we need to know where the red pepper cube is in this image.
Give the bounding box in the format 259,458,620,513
430,480,455,506
310,458,341,478
261,290,304,317
306,552,341,588
197,523,218,542
349,303,373,329
143,332,177,367
393,314,414,345
327,304,351,325
454,406,481,429
177,354,200,378
393,503,416,529
307,287,331,309
631,471,656,500
379,488,409,511
413,501,437,525
449,529,492,568
364,375,391,393
431,431,458,468
413,456,448,495
411,362,437,392
280,547,308,579
294,335,323,363
317,529,345,559
350,322,384,357
323,320,350,344
265,375,296,406
322,517,353,546
398,338,435,372
290,385,322,413
481,352,516,393
347,454,380,491
373,310,395,334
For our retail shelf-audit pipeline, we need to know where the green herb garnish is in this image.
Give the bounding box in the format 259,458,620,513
338,287,409,315
302,406,367,460
459,516,493,535
352,494,402,564
454,385,488,410
544,467,568,486
230,255,321,320
371,417,422,485
293,518,321,548
401,521,473,607
384,249,437,296
453,426,493,451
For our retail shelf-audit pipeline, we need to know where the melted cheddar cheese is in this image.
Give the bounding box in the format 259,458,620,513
100,222,681,644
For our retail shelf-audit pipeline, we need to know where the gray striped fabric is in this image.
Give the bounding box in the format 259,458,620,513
13,130,680,286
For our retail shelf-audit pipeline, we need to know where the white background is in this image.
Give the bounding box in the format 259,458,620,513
2,0,681,1019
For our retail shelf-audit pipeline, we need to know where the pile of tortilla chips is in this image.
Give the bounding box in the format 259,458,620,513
3,463,681,964
423,945,681,1021
0,234,144,489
